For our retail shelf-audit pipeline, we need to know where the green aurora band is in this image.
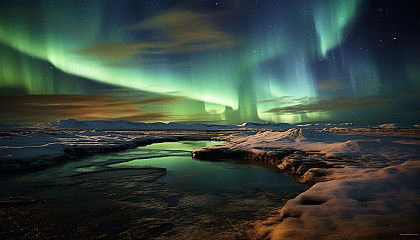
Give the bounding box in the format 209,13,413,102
0,0,419,124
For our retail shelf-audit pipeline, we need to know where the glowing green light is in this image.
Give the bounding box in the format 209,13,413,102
313,0,362,57
3,0,414,125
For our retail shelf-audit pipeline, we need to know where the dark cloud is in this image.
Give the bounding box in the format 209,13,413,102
256,96,317,105
75,42,148,61
264,95,404,115
76,8,236,61
0,93,183,124
317,79,349,91
128,8,236,53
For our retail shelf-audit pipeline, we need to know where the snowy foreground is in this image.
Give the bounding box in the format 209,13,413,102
1,120,420,239
193,128,420,239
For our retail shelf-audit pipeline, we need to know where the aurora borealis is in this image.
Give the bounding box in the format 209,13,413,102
0,0,419,125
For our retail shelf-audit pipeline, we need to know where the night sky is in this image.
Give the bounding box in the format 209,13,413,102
0,0,419,125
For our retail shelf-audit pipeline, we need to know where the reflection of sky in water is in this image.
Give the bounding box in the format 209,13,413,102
0,140,306,239
1,141,303,198
110,141,304,194
144,140,223,151
0,141,304,239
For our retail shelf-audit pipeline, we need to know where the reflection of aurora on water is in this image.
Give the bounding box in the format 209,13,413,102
0,0,419,124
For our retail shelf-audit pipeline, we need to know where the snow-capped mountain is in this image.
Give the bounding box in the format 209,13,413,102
5,119,410,130
34,119,239,130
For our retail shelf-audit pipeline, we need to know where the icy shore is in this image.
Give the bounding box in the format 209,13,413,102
0,130,216,171
192,128,420,239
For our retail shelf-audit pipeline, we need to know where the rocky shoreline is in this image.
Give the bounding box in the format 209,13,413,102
193,147,340,187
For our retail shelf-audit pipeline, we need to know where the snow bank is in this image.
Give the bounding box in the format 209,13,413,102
376,123,410,129
193,128,420,239
254,161,420,239
0,131,181,170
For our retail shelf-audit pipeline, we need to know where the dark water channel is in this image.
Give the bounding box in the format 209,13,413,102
0,141,305,239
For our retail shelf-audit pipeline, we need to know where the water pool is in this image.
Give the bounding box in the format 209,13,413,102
0,140,305,239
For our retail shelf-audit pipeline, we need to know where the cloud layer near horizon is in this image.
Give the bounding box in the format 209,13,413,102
264,95,418,115
0,93,182,124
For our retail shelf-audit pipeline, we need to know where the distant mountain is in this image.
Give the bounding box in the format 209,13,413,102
295,122,356,129
34,119,239,130
237,122,295,129
0,119,382,130
36,119,147,130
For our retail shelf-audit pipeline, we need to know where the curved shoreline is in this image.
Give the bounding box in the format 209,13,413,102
193,147,337,187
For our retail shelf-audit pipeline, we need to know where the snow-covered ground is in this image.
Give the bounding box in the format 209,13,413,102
1,120,419,238
193,128,420,239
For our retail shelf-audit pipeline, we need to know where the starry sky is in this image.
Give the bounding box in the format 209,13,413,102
0,0,419,125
